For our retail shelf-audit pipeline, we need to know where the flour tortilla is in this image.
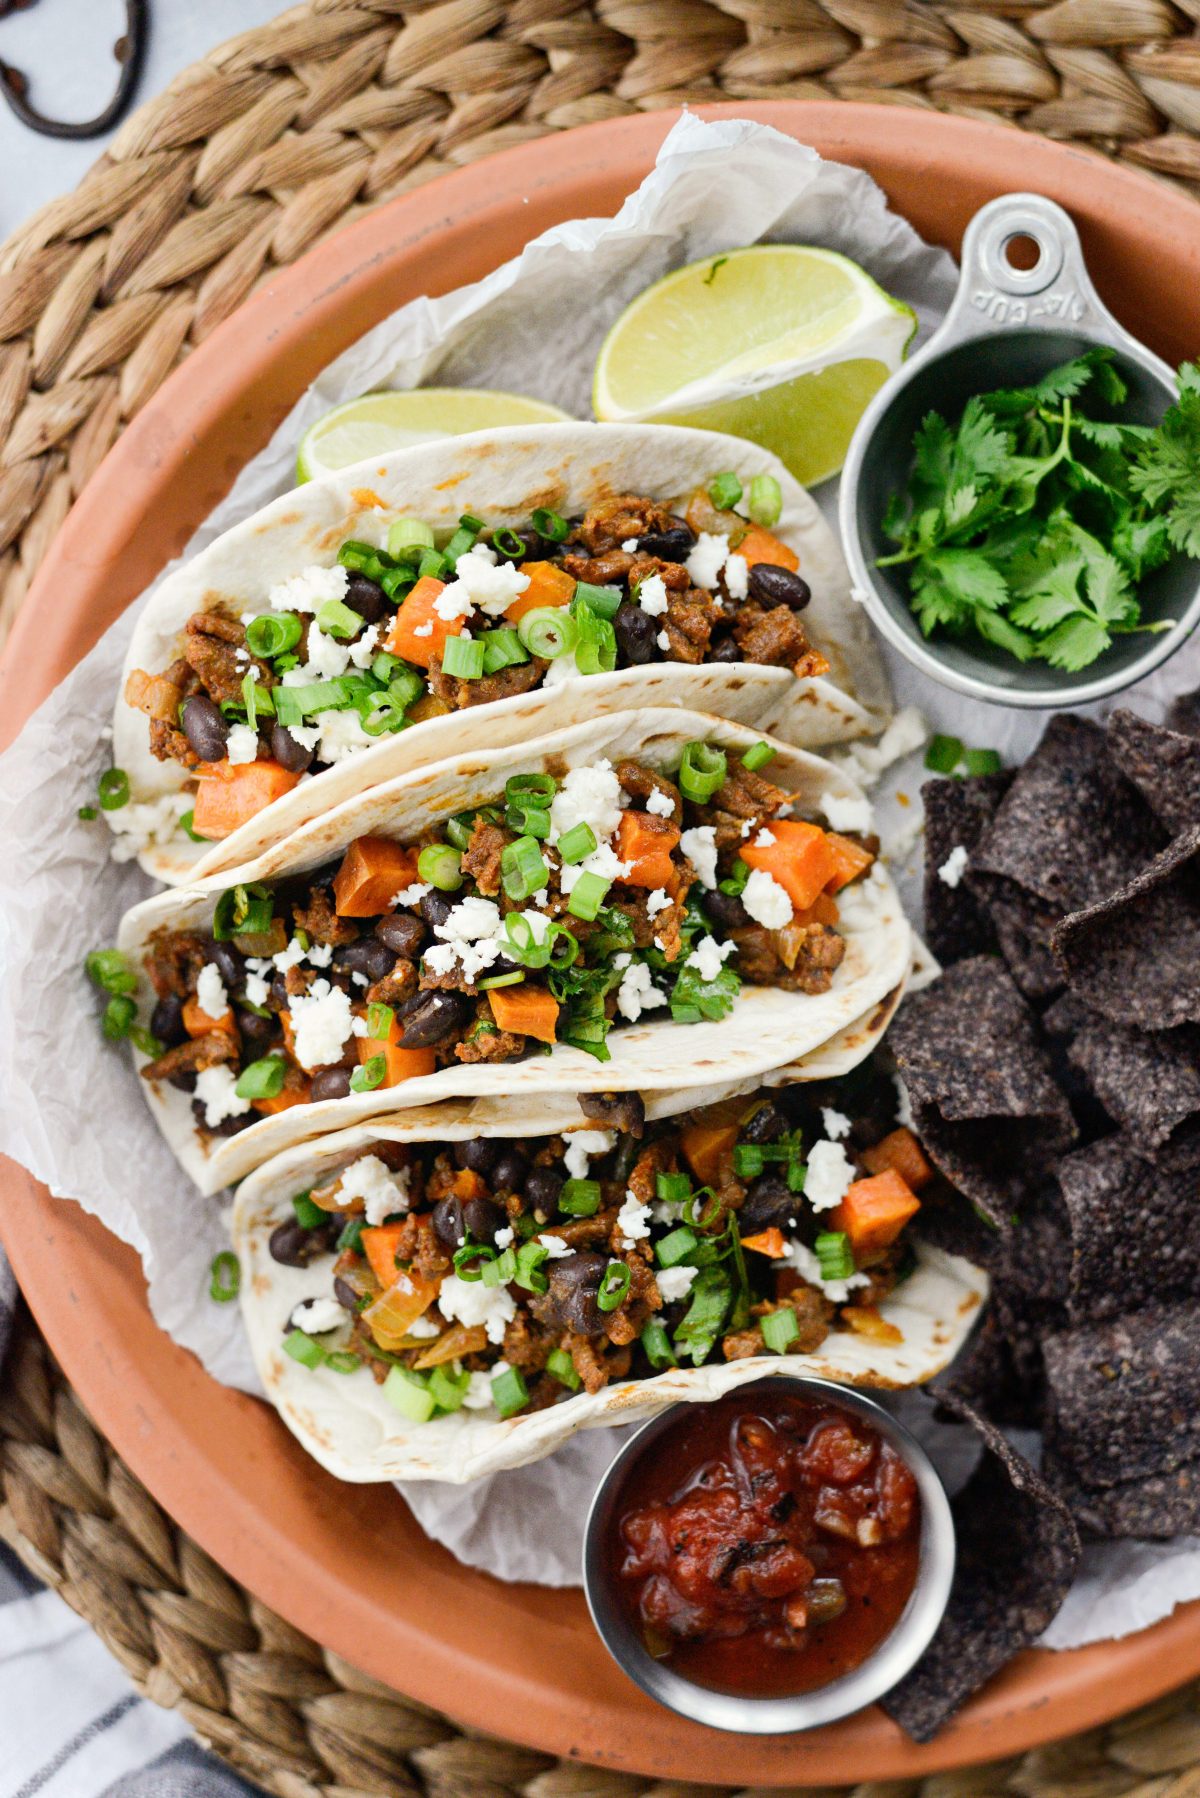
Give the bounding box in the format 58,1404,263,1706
112,422,888,883
232,1109,987,1484
118,709,913,1194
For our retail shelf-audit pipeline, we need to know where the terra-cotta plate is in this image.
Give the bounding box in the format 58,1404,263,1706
4,104,1200,1787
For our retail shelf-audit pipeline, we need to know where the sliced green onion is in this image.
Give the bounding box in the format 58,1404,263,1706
429,1362,469,1413
418,547,448,582
718,858,749,898
492,527,528,560
567,871,611,921
380,565,415,601
479,970,524,991
98,768,130,810
453,1241,493,1281
235,1055,286,1100
507,772,556,804
387,516,435,555
517,607,578,660
481,628,529,674
815,1231,855,1282
683,1186,722,1231
272,678,354,726
546,1347,582,1391
965,747,1003,776
442,635,486,681
573,582,622,620
317,597,366,639
246,613,302,659
210,1251,241,1303
388,669,425,715
78,805,97,821
481,1247,518,1288
443,515,482,567
337,539,386,575
656,1226,699,1269
360,695,409,737
491,1364,530,1418
293,1191,326,1230
513,1241,550,1294
179,809,204,842
417,842,464,891
679,741,727,804
924,734,964,774
733,1143,763,1179
787,1159,807,1194
506,800,551,838
213,882,274,942
129,1027,164,1059
283,1329,325,1368
325,1351,361,1375
741,740,776,773
746,473,783,528
641,1319,676,1370
708,471,743,510
531,506,568,542
85,949,138,996
597,1260,632,1313
350,1055,387,1093
502,913,549,968
559,1179,601,1216
371,650,403,684
557,822,597,864
366,1001,394,1039
445,812,476,852
762,1307,800,1354
241,669,274,728
384,1365,435,1422
501,835,549,901
656,1171,692,1205
102,995,137,1040
573,605,618,676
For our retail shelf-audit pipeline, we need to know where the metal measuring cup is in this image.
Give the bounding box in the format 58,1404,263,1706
839,192,1198,709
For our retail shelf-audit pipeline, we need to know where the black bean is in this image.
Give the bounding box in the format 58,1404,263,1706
578,1091,645,1137
708,635,742,664
739,1173,796,1235
150,994,188,1048
397,990,472,1049
613,602,658,666
268,1219,326,1267
345,574,387,624
544,1251,609,1335
703,889,749,931
490,1147,529,1194
167,1070,197,1093
432,1196,465,1250
270,723,315,773
334,1276,361,1311
420,889,455,930
376,913,425,957
206,941,244,989
334,937,397,983
191,1098,253,1138
490,529,538,563
524,1164,563,1220
743,1101,788,1144
454,1137,499,1174
310,1066,352,1103
270,972,291,1012
634,519,694,562
748,564,811,611
236,1007,275,1052
182,694,230,762
463,1197,506,1242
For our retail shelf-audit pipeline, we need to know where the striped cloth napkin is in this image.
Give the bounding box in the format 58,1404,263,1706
0,1255,258,1798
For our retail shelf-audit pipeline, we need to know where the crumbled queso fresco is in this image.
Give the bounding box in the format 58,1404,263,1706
338,1155,410,1226
803,1138,857,1212
938,844,969,888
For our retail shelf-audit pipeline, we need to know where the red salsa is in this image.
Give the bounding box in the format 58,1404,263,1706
613,1392,920,1698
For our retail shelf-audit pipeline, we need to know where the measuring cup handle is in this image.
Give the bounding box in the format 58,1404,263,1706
932,193,1113,348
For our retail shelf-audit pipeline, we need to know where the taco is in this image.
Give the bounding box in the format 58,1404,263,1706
111,423,887,882
112,710,912,1194
231,1062,986,1483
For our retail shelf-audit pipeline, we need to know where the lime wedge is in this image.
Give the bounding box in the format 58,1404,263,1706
592,245,916,486
297,389,573,481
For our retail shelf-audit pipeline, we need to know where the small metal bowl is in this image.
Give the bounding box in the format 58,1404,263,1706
839,192,1199,709
582,1376,955,1735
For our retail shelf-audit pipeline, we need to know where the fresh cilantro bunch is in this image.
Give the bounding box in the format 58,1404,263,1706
879,349,1200,673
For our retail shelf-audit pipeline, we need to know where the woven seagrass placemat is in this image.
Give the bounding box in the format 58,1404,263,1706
4,3,1200,1791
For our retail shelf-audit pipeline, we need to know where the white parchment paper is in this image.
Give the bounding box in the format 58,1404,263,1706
2,112,1199,1625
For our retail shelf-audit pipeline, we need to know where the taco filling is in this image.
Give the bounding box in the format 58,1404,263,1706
132,738,875,1142
123,482,826,844
265,1061,934,1420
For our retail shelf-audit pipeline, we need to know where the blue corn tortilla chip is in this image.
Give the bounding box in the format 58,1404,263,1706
1056,1136,1200,1323
980,885,1065,1002
922,772,1012,966
1052,823,1200,1032
1067,1019,1200,1173
1043,1304,1200,1489
891,956,1076,1230
1044,1451,1200,1540
881,1390,1080,1742
1167,685,1200,737
1107,708,1200,836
